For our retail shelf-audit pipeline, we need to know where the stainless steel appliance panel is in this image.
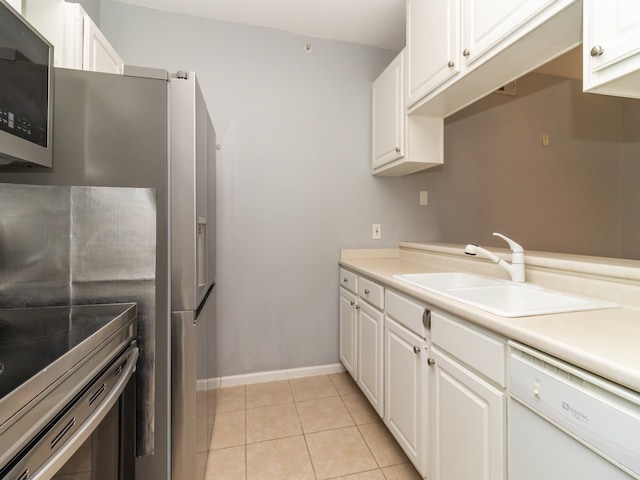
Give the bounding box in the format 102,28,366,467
0,183,70,307
171,309,197,480
0,68,170,470
0,67,217,480
170,73,214,313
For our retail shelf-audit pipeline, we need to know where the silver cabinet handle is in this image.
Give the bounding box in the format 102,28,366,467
448,60,455,68
422,309,431,329
590,45,604,57
413,346,421,354
427,358,436,366
364,289,370,295
463,49,470,57
395,147,401,153
349,301,355,306
343,277,348,282
355,304,360,310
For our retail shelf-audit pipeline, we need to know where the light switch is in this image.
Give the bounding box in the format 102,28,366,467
420,191,429,206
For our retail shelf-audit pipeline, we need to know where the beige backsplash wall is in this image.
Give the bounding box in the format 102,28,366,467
425,72,640,260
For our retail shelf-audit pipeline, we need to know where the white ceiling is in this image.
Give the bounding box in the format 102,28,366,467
113,0,406,51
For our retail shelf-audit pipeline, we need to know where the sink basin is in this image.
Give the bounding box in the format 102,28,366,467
394,272,619,317
396,272,502,290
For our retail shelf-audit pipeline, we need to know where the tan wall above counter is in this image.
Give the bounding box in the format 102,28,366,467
420,71,640,261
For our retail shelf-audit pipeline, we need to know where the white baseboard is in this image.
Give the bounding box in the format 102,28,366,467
197,363,346,390
197,377,221,391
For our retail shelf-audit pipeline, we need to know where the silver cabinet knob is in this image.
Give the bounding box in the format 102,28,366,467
395,147,401,153
364,289,370,295
462,49,470,57
427,358,436,366
413,346,421,354
355,304,360,310
590,45,604,57
349,301,355,306
343,277,348,282
448,60,455,68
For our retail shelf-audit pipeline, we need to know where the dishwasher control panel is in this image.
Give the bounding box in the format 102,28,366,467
509,343,640,477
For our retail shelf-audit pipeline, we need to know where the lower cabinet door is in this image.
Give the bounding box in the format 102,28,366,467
429,346,505,480
339,288,358,379
384,316,428,477
357,301,384,416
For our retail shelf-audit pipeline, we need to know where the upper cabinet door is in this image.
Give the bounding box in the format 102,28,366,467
407,0,461,107
82,14,123,74
461,0,559,67
584,0,640,98
372,52,404,169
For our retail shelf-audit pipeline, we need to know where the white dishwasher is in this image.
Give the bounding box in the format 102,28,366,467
509,342,640,480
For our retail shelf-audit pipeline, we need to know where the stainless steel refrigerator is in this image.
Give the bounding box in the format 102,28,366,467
0,66,217,480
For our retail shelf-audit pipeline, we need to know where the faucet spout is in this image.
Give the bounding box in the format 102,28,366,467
464,233,526,283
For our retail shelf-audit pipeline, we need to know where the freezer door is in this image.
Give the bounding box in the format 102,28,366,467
171,310,196,480
171,72,215,311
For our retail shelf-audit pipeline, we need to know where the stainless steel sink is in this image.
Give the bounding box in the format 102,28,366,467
394,272,619,317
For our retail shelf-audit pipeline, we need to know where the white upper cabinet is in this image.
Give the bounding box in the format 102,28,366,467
583,0,640,98
462,0,561,67
23,1,122,73
81,12,123,73
372,52,405,169
406,0,460,106
372,50,444,176
408,0,582,116
7,0,22,12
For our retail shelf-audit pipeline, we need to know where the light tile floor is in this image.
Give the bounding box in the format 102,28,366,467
197,373,422,480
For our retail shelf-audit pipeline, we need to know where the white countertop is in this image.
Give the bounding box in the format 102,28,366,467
339,243,640,394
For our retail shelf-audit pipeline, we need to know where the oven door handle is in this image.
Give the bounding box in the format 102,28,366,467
32,346,139,480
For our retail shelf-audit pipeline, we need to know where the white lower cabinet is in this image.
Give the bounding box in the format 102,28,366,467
338,268,508,480
429,311,506,480
338,269,385,417
384,316,428,477
429,346,505,480
339,287,358,379
357,301,384,415
383,289,430,477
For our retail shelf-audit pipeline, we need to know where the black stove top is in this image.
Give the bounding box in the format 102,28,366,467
0,304,135,400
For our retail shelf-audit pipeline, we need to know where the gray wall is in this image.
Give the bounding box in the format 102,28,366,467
98,2,640,378
430,72,640,259
99,1,437,377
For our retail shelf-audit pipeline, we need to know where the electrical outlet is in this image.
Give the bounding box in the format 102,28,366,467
542,133,550,147
420,191,429,205
372,224,381,240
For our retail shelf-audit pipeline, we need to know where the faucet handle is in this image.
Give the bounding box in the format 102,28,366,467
493,232,524,254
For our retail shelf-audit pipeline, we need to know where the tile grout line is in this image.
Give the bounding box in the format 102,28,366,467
290,378,320,480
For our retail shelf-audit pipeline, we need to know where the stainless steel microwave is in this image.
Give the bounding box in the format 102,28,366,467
0,0,54,168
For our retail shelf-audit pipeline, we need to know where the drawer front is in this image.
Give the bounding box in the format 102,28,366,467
359,277,385,310
385,289,428,337
339,268,358,294
432,311,506,387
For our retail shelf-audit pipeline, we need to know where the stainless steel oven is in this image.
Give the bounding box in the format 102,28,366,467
0,303,138,480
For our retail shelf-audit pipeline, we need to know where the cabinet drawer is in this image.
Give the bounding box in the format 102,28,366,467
432,312,506,387
359,277,384,310
385,289,429,337
339,268,358,294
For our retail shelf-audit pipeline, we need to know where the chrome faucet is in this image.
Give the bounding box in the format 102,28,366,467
464,232,525,283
